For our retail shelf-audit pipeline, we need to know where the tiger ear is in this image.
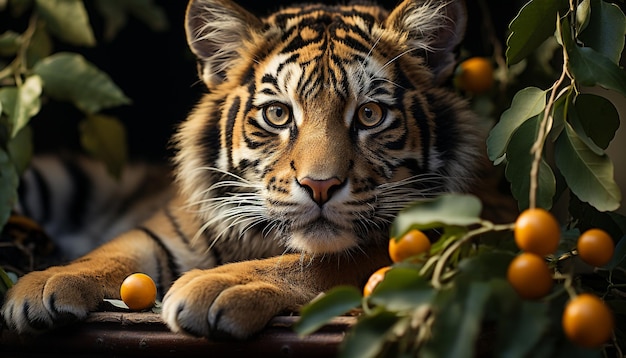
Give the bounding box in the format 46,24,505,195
384,0,467,84
185,0,263,87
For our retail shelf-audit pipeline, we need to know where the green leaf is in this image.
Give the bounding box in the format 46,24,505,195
457,251,514,282
572,93,619,151
95,0,169,41
0,76,43,138
496,300,551,357
79,114,128,179
578,0,626,64
504,116,556,210
0,31,21,57
0,266,15,296
369,267,435,312
35,0,95,47
487,87,546,162
294,286,361,336
26,21,53,68
568,195,626,243
575,0,591,34
548,89,570,142
102,298,130,310
506,0,569,65
7,125,33,175
605,235,626,270
390,194,482,238
561,18,626,97
340,310,399,358
555,123,621,211
0,149,19,231
568,102,604,156
34,52,131,114
422,282,491,358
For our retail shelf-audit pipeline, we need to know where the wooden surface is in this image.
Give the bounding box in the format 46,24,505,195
0,312,355,357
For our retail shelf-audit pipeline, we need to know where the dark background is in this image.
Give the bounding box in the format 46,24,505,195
4,0,514,163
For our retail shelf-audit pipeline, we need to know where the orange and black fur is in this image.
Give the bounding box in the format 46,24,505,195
3,0,487,339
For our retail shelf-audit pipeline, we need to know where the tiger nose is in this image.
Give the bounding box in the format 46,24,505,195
299,177,343,206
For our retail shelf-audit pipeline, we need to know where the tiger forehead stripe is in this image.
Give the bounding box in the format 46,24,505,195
261,10,392,101
299,27,318,41
267,4,386,28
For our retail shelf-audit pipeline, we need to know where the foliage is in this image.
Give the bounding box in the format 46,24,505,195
297,194,626,357
0,0,168,232
296,0,626,357
492,0,624,213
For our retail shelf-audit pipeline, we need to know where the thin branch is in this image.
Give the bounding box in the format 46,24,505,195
0,13,39,86
431,221,514,289
528,15,572,209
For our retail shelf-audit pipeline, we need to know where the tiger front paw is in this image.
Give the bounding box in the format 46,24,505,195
1,269,104,334
161,269,288,339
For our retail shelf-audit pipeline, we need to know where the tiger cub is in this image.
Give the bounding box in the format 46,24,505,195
2,0,483,339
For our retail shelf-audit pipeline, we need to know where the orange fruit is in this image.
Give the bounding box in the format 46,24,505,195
514,208,560,256
388,229,431,263
120,273,157,310
363,266,391,297
577,228,614,267
562,293,614,348
507,252,553,299
456,57,494,94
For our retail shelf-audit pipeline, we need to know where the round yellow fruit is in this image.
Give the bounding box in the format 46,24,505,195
120,273,157,310
577,228,614,267
388,229,431,263
457,57,494,94
507,252,553,300
363,266,391,297
514,208,560,256
562,293,614,348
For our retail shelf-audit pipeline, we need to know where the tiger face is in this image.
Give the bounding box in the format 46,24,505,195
176,0,483,255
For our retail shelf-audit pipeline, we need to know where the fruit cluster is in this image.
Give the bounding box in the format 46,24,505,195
364,207,616,349
507,208,560,299
509,208,615,348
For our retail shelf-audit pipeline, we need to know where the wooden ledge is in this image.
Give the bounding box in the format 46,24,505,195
1,312,355,358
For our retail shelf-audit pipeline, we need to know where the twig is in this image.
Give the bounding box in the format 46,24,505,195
528,15,573,209
0,13,39,86
431,221,514,289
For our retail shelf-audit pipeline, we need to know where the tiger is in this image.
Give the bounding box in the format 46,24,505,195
14,155,174,261
2,0,487,339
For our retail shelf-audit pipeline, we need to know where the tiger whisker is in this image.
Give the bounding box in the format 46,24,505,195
369,77,406,91
372,47,417,79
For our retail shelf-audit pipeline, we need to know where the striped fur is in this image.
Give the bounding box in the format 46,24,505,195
2,0,485,339
16,156,173,259
178,0,481,255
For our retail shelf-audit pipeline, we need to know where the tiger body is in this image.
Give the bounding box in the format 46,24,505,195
15,155,174,260
2,0,485,339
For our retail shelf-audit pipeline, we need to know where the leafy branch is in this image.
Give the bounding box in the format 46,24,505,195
0,0,168,231
430,220,514,289
492,0,625,214
528,14,572,209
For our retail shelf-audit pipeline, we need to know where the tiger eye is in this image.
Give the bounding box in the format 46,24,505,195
357,102,385,128
262,103,291,127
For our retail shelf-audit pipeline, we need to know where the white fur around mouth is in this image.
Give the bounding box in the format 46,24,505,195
287,217,358,254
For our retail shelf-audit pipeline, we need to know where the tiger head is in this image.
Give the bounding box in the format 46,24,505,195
175,0,484,255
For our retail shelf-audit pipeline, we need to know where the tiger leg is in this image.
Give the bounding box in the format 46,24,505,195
1,229,172,334
162,246,390,339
